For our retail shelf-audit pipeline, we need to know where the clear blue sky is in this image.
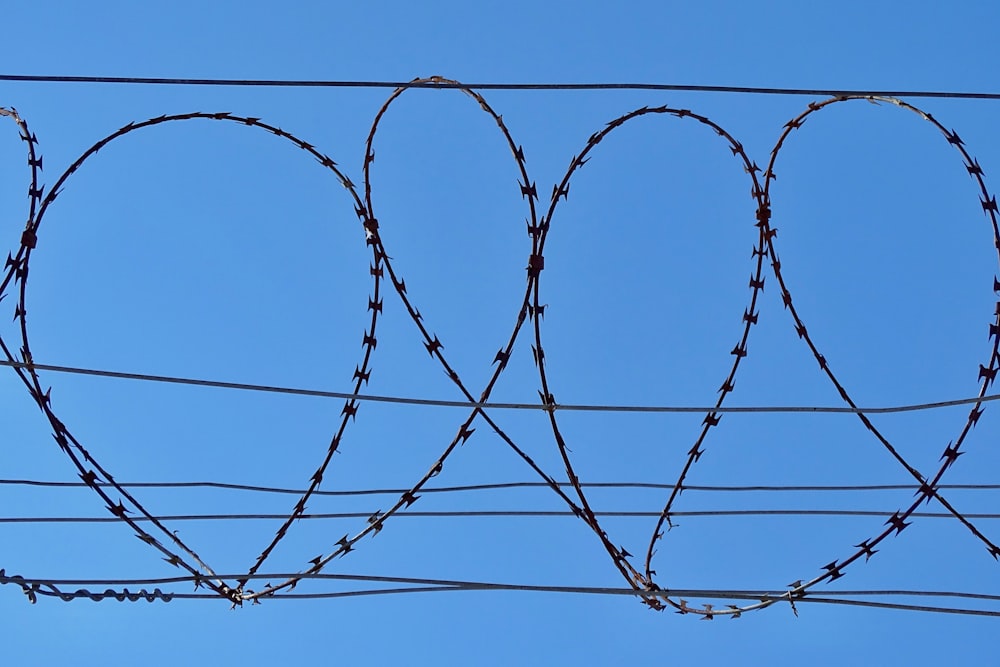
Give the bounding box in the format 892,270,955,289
3,1,1000,663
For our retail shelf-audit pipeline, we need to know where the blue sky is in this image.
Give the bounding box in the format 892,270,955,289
3,1,1000,663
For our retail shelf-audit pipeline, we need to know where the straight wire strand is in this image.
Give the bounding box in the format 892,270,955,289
2,359,998,415
1,478,998,496
3,508,1000,523
1,74,999,100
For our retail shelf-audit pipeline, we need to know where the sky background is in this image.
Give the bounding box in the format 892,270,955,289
3,1,1000,663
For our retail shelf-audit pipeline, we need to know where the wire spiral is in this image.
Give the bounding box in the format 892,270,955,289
2,78,998,617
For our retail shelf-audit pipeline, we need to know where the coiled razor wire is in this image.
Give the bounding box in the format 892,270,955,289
2,77,999,617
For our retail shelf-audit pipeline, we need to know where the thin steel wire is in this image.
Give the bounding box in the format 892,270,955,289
3,508,1000,524
2,569,998,616
1,73,999,100
2,478,997,496
2,358,998,415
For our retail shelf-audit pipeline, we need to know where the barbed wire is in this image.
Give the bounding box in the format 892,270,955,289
2,73,999,100
3,77,999,617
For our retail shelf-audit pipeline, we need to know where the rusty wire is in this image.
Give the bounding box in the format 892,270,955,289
2,79,999,617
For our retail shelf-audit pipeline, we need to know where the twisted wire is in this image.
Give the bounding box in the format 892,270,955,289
2,569,998,617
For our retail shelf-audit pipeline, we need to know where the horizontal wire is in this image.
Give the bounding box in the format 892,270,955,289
795,597,1000,617
3,359,998,415
3,508,998,524
257,591,1000,616
5,571,998,615
15,571,1000,600
4,478,997,495
2,478,996,496
1,74,999,100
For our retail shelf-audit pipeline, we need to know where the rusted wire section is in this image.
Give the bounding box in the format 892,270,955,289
5,568,1000,616
686,95,1000,619
242,76,629,605
638,96,999,619
2,84,998,616
0,109,377,605
525,106,767,611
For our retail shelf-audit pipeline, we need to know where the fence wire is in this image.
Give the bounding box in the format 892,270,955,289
2,78,999,617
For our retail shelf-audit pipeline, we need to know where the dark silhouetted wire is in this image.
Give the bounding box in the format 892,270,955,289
5,86,1000,616
3,570,997,615
1,73,999,100
1,477,997,496
2,508,999,524
2,359,997,416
